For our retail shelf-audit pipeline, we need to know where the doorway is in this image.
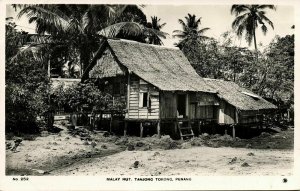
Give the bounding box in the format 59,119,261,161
177,94,187,117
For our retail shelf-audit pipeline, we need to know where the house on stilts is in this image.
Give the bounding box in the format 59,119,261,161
83,38,276,139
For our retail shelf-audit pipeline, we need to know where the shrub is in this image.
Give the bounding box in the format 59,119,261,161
5,20,49,133
6,57,49,133
52,81,114,113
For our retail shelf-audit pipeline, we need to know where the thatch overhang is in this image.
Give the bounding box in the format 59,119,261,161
204,78,277,111
50,78,80,93
89,49,126,79
90,39,216,93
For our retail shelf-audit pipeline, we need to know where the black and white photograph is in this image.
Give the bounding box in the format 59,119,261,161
1,0,299,190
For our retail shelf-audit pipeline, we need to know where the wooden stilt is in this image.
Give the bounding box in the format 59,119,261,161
198,120,202,135
99,111,103,129
157,120,161,138
109,111,113,133
232,124,236,140
174,121,177,134
140,122,144,138
124,121,128,137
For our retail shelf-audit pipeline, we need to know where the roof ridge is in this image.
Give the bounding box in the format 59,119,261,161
107,38,180,50
204,78,225,81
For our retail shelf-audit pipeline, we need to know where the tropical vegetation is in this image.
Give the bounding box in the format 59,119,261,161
6,4,294,133
173,13,210,48
231,5,276,52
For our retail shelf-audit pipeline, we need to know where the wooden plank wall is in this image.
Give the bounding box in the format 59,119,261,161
127,75,160,120
239,110,261,124
112,76,127,108
189,92,218,120
224,102,236,124
160,92,177,119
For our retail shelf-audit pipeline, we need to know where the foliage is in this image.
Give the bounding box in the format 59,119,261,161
181,29,294,111
6,19,49,133
147,16,166,45
52,81,125,113
13,4,167,80
231,5,276,51
173,13,210,48
259,35,294,103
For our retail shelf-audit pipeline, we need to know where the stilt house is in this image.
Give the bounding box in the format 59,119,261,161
204,78,277,125
87,39,276,139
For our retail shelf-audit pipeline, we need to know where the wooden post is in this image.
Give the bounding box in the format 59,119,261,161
127,73,130,111
232,124,236,140
109,111,113,133
124,121,128,137
198,120,202,135
185,94,189,118
157,120,161,138
97,111,101,129
140,122,144,138
174,121,177,134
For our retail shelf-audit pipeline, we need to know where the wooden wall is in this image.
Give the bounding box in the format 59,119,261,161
218,101,236,124
239,110,262,124
127,74,160,120
112,77,127,109
189,92,218,120
160,92,177,119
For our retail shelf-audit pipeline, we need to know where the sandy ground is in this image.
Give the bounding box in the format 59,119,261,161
5,125,123,175
51,147,293,176
6,124,294,176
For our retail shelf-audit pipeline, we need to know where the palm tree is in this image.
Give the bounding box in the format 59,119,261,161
231,5,276,52
173,13,210,48
147,16,166,45
12,4,167,80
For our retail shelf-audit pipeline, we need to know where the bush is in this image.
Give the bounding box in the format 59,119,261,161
5,21,49,133
52,81,115,113
6,58,49,133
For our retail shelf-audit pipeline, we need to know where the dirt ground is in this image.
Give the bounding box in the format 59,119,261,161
51,147,293,176
6,124,294,176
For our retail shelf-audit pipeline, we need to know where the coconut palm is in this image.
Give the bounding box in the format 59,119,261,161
12,4,167,80
173,13,210,48
146,16,166,45
231,5,276,52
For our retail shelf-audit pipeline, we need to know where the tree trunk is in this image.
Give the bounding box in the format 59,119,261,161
253,20,258,61
253,29,257,52
81,39,107,82
79,45,90,79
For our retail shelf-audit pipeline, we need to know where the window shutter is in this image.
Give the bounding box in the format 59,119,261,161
139,92,144,107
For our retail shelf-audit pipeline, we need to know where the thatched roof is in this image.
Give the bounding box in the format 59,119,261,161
101,39,215,93
204,78,277,111
51,78,80,92
89,49,126,78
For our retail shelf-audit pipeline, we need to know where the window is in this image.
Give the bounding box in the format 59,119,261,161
143,93,148,107
113,82,120,95
139,92,151,108
113,80,125,95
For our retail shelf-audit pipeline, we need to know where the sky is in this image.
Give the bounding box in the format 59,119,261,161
142,5,294,49
6,4,295,50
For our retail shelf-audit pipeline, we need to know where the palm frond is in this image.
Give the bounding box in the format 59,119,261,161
8,33,68,64
257,5,276,11
232,12,250,29
257,11,274,29
197,27,210,35
261,24,268,35
98,22,168,39
17,5,71,34
231,5,250,16
178,19,187,30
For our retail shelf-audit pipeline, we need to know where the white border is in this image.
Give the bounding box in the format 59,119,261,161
1,0,299,190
